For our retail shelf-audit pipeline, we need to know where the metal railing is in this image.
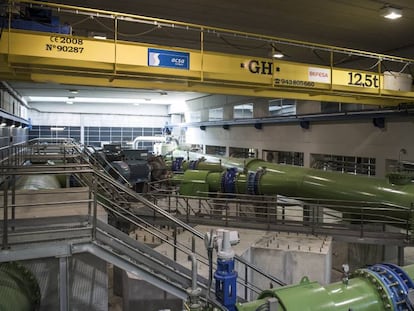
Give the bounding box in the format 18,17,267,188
0,147,285,303
146,188,413,246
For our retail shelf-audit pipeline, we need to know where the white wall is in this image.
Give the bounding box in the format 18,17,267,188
185,118,414,177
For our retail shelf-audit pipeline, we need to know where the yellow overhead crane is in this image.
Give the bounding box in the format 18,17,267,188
1,1,414,106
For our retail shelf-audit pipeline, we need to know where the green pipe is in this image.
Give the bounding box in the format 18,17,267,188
0,262,41,311
236,263,414,311
178,157,414,209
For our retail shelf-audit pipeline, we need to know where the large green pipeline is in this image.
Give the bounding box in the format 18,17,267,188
236,263,414,311
177,157,414,208
0,262,41,311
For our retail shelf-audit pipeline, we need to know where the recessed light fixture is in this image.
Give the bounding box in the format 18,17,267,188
69,89,79,94
381,6,402,20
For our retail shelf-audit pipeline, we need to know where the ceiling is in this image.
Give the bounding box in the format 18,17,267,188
6,0,414,108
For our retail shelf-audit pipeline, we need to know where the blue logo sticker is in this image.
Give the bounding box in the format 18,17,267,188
148,48,190,70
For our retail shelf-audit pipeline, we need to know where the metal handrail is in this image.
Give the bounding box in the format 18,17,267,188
147,190,412,244
0,166,266,301
12,0,414,65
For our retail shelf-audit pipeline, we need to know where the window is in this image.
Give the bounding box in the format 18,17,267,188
229,147,257,158
234,104,253,119
269,99,296,116
311,153,376,176
189,111,201,122
206,145,226,156
209,107,223,121
262,150,304,166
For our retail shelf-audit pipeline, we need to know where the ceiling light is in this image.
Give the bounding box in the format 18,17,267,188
0,121,6,126
28,96,154,104
272,50,284,58
133,103,140,106
270,44,284,58
88,31,107,40
69,89,79,94
380,6,402,20
25,96,186,105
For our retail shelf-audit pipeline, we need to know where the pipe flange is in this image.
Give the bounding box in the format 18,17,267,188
221,168,238,194
189,160,199,170
355,263,414,311
246,168,265,195
247,172,256,195
254,168,266,195
172,157,184,171
369,263,414,311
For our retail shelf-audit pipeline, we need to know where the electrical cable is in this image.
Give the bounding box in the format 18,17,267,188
399,62,410,74
92,16,161,38
218,34,267,51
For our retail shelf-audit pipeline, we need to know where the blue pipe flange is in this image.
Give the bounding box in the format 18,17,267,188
247,168,266,195
363,263,414,311
221,168,238,194
247,172,256,195
253,168,265,195
172,157,184,172
189,160,199,170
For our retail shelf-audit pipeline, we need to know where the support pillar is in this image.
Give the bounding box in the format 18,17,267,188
59,256,69,311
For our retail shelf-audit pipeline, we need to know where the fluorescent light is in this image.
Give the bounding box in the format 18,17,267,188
88,31,107,40
26,96,186,105
0,122,6,126
93,35,107,40
51,127,65,131
28,96,152,104
69,89,79,94
381,6,402,19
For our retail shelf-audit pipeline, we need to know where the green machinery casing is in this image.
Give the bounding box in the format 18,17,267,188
237,263,414,311
0,262,41,311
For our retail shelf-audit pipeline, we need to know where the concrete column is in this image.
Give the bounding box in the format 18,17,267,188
253,98,269,118
223,104,233,121
296,100,321,114
200,109,209,122
59,256,69,311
